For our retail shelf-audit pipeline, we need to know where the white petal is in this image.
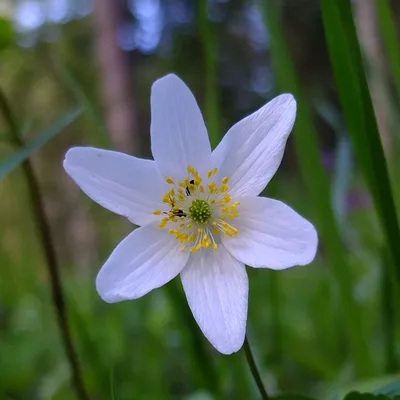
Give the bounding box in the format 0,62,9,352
96,224,189,302
64,147,167,226
180,247,248,354
212,94,296,196
150,74,212,180
222,196,318,269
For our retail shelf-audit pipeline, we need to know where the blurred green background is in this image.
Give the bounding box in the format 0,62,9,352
2,0,400,399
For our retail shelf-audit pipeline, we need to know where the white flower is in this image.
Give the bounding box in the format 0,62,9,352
63,74,318,354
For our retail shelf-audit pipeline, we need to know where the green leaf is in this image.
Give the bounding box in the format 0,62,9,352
272,395,316,400
0,18,14,52
344,392,396,399
374,379,400,396
321,0,400,305
262,0,373,376
0,106,82,180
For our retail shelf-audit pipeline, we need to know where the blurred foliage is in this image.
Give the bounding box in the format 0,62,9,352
2,0,400,399
0,17,14,52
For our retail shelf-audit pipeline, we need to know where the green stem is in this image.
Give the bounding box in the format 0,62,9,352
243,336,270,400
0,89,89,400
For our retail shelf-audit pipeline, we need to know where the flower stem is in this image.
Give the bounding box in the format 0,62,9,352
243,335,270,400
0,89,89,400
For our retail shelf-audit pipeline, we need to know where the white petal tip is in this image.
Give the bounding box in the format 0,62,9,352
96,277,117,303
275,93,296,109
152,73,182,89
62,146,87,170
297,226,319,266
95,276,127,304
213,339,245,355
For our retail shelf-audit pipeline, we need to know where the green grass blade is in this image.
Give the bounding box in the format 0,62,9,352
375,0,400,106
262,0,373,376
0,106,82,180
321,0,400,293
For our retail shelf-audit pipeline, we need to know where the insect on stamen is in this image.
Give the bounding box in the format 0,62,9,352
185,179,195,196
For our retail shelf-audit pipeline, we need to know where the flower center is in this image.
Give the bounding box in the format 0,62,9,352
189,199,211,223
152,165,240,253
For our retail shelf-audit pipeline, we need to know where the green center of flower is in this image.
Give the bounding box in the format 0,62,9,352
188,199,211,223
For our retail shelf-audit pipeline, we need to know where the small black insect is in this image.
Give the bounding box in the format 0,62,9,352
186,179,195,196
173,209,187,218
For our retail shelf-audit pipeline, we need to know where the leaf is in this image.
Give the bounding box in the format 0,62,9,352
344,392,397,399
0,18,14,52
262,0,373,376
374,380,400,396
330,374,400,400
272,395,317,400
0,106,82,180
321,0,400,299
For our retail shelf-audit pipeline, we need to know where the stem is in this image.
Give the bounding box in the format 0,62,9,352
0,89,89,400
243,335,270,400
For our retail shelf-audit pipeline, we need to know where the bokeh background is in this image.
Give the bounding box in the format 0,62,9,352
2,0,400,399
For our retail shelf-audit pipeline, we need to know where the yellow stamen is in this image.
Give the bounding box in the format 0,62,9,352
155,164,239,253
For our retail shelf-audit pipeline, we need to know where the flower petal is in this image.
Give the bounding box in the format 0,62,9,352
96,224,189,302
180,247,248,354
150,74,212,179
222,196,318,269
212,94,296,196
64,147,167,226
